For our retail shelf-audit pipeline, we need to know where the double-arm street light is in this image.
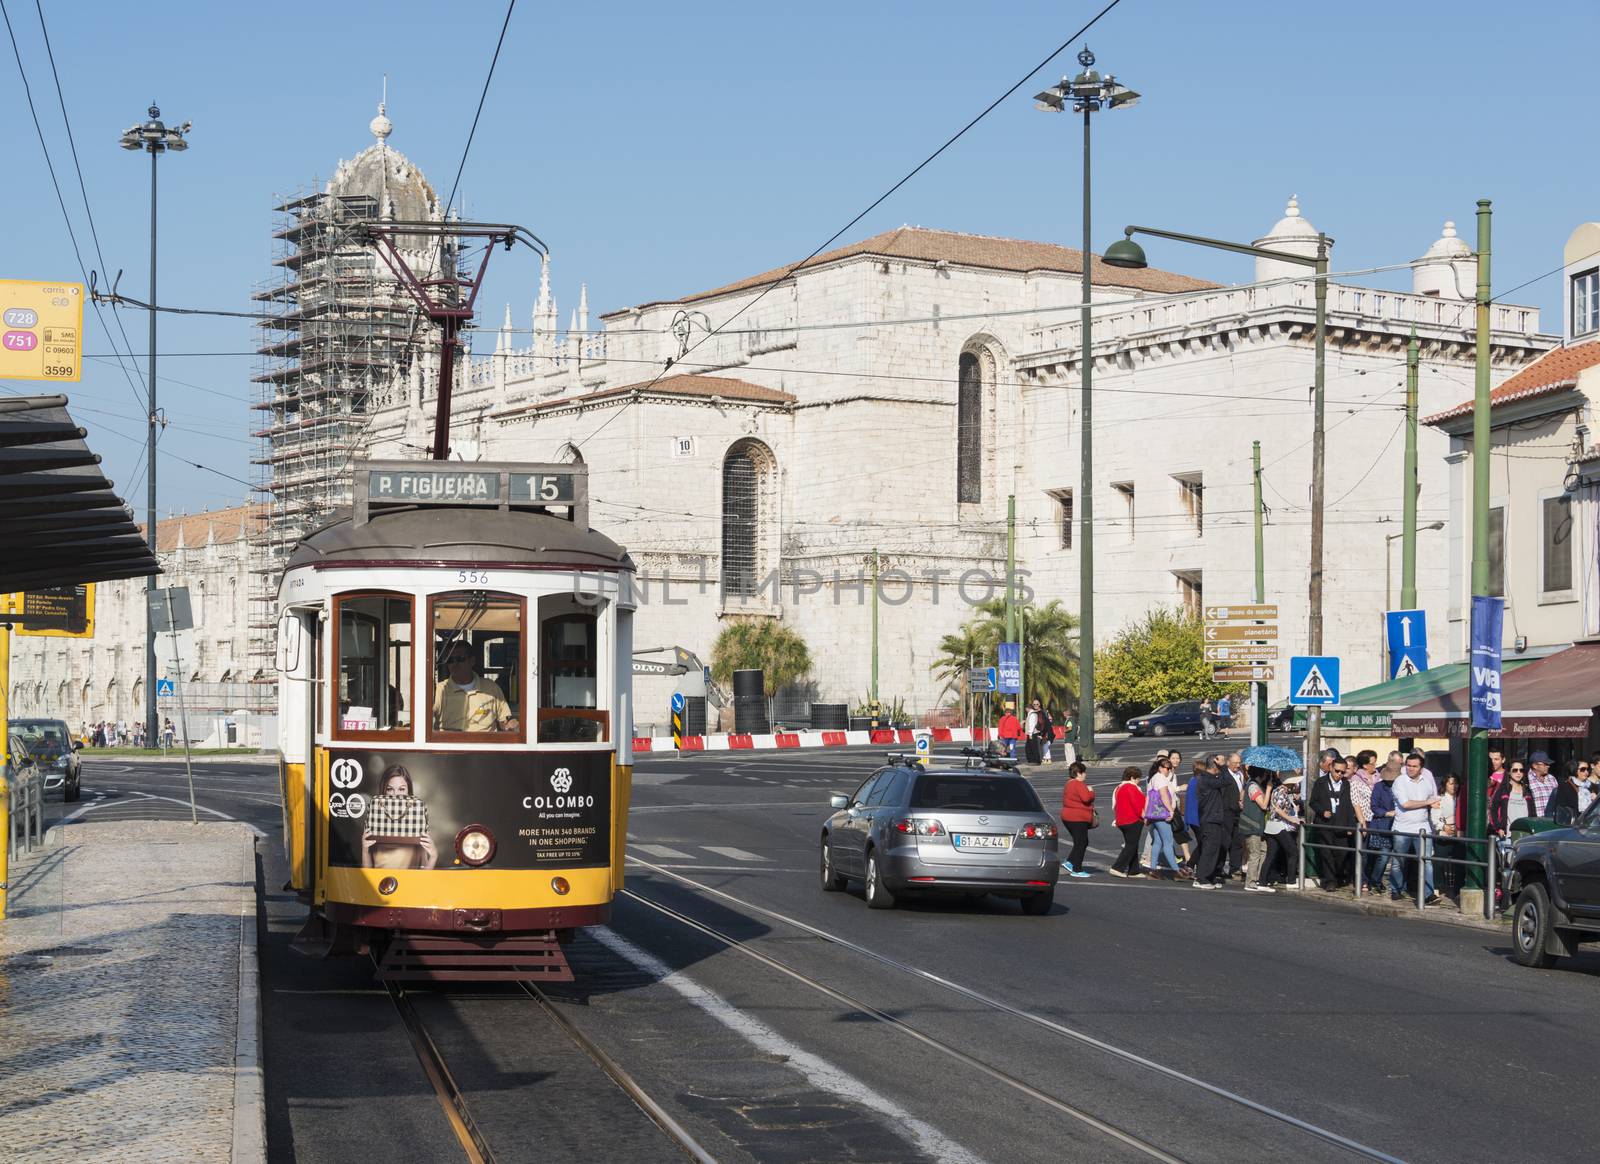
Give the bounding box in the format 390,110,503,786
120,104,190,751
1104,223,1331,761
1034,48,1139,762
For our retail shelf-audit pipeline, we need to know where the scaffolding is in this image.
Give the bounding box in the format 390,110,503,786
247,187,450,678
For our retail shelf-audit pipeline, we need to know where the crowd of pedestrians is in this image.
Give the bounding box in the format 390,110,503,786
1056,745,1600,903
77,718,178,749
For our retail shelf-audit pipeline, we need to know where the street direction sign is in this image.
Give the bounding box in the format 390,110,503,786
1203,624,1279,642
0,279,83,382
1288,655,1341,706
156,678,175,698
670,692,686,714
967,666,997,693
1204,604,1277,622
1212,664,1275,682
1385,609,1429,680
1204,644,1279,662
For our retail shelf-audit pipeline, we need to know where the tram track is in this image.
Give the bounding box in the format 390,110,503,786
622,859,1410,1164
382,963,717,1164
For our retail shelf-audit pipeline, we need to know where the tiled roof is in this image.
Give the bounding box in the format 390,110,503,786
136,504,263,552
610,226,1219,313
495,374,795,419
1424,339,1600,425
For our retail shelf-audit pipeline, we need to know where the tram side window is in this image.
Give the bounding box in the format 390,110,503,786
336,595,412,735
430,592,524,738
539,607,607,742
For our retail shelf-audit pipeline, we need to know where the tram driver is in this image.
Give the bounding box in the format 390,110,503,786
433,643,520,733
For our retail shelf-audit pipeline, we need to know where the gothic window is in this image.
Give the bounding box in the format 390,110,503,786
957,352,982,503
720,439,776,601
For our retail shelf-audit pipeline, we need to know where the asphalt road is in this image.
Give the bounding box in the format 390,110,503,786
49,742,1600,1164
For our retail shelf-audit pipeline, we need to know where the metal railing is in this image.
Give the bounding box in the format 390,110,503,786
1296,819,1496,921
6,768,46,861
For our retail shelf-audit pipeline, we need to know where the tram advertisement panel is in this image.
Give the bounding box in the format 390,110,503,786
324,749,611,870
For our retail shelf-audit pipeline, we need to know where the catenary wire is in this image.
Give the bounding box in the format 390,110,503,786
443,0,516,220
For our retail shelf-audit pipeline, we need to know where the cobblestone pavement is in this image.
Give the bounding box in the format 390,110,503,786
0,821,262,1163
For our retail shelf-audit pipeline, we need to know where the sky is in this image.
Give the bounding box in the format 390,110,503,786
3,0,1597,517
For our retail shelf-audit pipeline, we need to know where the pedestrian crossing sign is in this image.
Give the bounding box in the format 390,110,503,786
1288,655,1340,706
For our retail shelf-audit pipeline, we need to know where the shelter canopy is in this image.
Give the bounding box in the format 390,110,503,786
1390,642,1600,739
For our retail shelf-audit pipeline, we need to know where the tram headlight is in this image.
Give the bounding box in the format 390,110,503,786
455,825,496,867
378,876,399,896
550,876,570,895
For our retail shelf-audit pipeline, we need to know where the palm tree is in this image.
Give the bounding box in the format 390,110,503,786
710,618,812,696
930,597,1080,717
930,623,986,724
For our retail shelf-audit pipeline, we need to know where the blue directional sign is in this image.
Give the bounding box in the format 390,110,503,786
997,643,1021,694
156,677,175,698
1385,609,1429,680
670,692,686,714
1288,655,1341,706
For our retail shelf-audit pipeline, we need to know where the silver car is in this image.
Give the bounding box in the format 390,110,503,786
820,757,1061,914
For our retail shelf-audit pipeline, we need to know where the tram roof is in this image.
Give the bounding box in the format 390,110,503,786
286,505,634,573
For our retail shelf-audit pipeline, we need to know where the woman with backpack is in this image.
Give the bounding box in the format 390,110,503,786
1144,756,1181,879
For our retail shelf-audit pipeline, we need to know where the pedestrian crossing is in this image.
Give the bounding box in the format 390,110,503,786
631,842,770,864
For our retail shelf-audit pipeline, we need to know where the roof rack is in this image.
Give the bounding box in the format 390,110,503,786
959,745,1020,772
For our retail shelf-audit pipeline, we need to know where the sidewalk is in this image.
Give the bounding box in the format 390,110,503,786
81,752,269,765
0,821,264,1163
1282,879,1507,933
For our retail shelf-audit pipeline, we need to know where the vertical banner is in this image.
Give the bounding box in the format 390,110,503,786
1469,595,1503,731
997,642,1021,694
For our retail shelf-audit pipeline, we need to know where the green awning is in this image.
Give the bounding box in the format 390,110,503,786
1296,659,1536,733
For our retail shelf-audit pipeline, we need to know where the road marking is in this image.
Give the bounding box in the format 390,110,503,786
702,845,765,862
630,862,807,874
632,843,695,860
591,925,986,1164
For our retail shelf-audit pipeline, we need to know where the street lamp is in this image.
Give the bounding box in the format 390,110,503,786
1033,47,1139,762
120,104,190,751
1385,522,1444,612
1106,222,1331,760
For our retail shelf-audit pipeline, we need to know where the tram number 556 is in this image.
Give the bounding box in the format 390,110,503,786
457,570,491,584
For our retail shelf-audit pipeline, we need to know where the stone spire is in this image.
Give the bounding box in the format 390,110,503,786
1252,195,1322,284
1412,220,1475,300
533,254,557,359
496,303,513,354
578,283,589,336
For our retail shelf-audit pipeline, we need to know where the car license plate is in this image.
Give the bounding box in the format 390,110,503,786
952,834,1011,851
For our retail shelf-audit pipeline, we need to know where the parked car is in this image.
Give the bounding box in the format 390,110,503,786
10,718,81,801
1125,701,1205,737
1267,701,1302,732
1503,801,1600,968
819,753,1060,914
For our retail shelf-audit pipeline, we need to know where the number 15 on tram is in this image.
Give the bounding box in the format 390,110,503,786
273,460,636,980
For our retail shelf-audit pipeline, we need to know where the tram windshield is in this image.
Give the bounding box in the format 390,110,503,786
429,592,524,739
538,597,606,743
335,594,412,736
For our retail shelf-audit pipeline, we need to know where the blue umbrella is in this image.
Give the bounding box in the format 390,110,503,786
1241,744,1303,772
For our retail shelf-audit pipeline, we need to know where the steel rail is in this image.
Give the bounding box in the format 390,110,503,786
620,888,1183,1164
382,978,497,1164
624,858,1409,1164
517,982,718,1164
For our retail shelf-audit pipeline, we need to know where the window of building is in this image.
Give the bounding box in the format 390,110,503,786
428,592,524,740
538,599,608,743
1050,489,1073,549
334,593,413,739
1541,493,1573,597
1111,481,1135,542
1488,505,1505,598
1173,570,1203,618
1572,268,1600,338
1174,473,1204,536
956,352,982,503
722,447,760,598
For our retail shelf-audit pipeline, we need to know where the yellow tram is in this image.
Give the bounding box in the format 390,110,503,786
275,460,635,980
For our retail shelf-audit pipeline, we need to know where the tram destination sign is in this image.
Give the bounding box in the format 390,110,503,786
366,467,501,503
506,471,578,504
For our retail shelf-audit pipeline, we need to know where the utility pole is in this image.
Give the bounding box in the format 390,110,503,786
120,105,190,753
870,548,880,726
1253,440,1267,747
1005,494,1016,645
1305,236,1331,768
1463,200,1493,916
1401,325,1421,609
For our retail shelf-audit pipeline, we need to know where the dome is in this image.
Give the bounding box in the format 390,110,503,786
1412,219,1475,300
326,103,439,223
1251,195,1322,284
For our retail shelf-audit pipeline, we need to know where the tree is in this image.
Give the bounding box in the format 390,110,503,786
929,623,985,722
710,618,812,695
928,597,1080,717
1093,607,1246,726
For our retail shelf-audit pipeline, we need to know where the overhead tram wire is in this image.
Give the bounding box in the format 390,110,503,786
443,0,515,221
579,0,1129,447
31,0,150,412
2,0,150,422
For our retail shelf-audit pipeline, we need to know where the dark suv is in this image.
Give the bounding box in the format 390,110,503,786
1504,802,1600,968
10,718,81,801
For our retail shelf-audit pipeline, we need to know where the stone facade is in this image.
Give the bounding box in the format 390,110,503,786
10,506,262,730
